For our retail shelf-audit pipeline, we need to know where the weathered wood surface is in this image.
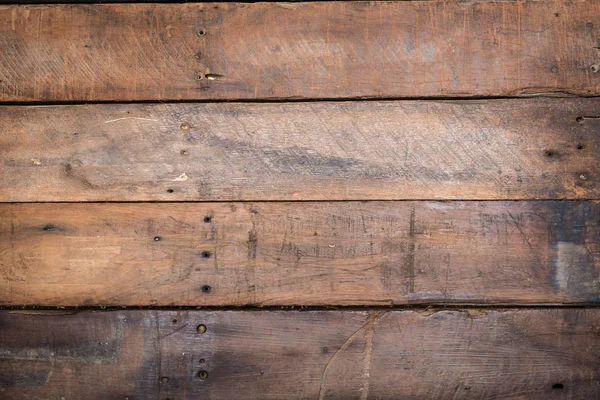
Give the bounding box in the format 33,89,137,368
1,2,599,102
2,98,599,202
1,201,598,306
1,309,599,399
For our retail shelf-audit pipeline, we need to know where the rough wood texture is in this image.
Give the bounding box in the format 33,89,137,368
1,2,599,101
1,201,598,306
2,98,599,202
1,309,599,399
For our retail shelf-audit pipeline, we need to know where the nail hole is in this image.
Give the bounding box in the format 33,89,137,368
73,132,79,136
180,123,189,130
203,216,212,223
201,285,212,294
160,377,170,384
172,318,178,324
587,22,594,29
43,224,54,231
195,73,203,81
591,65,599,73
544,150,555,158
554,13,559,17
322,347,329,354
552,383,564,390
576,116,585,124
576,144,585,150
201,251,211,259
167,189,174,193
197,29,206,37
195,52,203,59
197,324,207,334
199,358,206,363
181,150,188,156
198,370,208,380
154,236,161,241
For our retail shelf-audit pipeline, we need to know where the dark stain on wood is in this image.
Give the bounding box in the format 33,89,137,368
1,309,599,399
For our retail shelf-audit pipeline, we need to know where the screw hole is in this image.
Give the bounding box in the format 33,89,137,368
180,123,189,130
195,73,203,81
197,29,206,37
552,383,564,390
160,377,170,384
201,251,211,259
199,358,206,363
580,173,588,180
544,150,555,158
197,324,207,334
167,189,174,193
592,65,599,73
181,150,188,156
154,236,161,241
204,216,212,223
198,370,208,380
201,285,212,294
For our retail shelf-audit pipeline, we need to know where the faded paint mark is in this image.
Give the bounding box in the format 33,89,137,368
554,242,590,293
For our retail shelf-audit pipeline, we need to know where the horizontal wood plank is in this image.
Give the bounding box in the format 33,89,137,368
1,201,598,306
1,98,599,202
1,2,599,101
1,309,599,399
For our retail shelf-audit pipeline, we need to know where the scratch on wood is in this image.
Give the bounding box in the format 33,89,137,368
103,117,158,124
360,312,383,400
318,311,386,400
406,207,416,294
506,211,534,250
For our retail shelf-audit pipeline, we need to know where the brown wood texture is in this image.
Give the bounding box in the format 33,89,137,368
2,98,599,202
1,309,599,399
1,1,599,102
1,201,598,306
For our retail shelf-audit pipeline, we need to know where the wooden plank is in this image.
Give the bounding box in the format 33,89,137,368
1,309,599,399
1,201,598,306
2,98,599,202
1,2,599,102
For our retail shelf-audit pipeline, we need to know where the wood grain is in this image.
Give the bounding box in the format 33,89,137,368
1,309,599,399
1,201,598,306
2,98,599,202
1,2,599,101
